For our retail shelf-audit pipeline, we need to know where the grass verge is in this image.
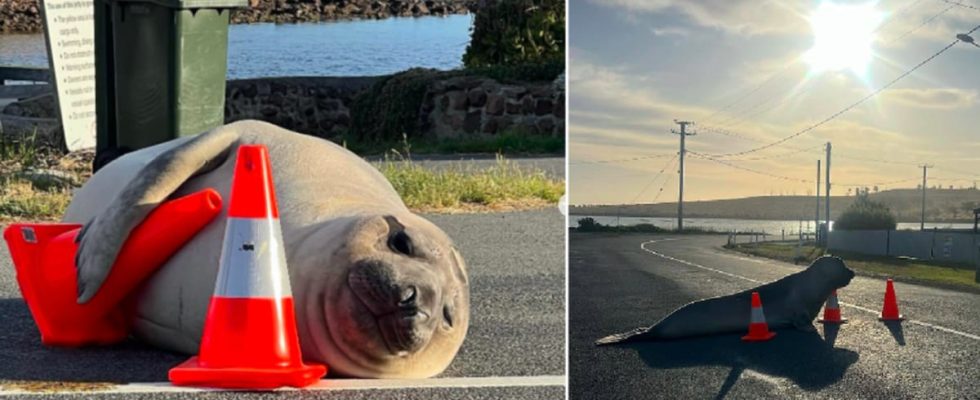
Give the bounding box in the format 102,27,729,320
1,142,563,221
344,131,564,156
728,241,979,292
377,153,564,213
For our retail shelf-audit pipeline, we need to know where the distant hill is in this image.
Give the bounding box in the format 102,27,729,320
571,188,980,223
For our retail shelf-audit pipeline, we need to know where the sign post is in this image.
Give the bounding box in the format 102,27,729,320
39,0,97,151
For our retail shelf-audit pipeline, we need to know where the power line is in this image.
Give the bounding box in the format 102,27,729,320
940,0,980,11
891,4,955,44
703,4,962,142
569,153,674,166
649,160,679,204
689,152,814,183
701,0,931,128
695,143,825,161
629,154,678,204
701,29,974,158
835,177,921,187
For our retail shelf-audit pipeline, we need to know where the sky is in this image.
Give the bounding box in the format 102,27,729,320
568,0,980,205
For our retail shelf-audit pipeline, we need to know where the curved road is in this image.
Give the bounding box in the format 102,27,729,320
570,232,980,399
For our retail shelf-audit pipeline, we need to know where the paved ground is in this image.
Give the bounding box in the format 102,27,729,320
0,210,566,398
569,233,980,399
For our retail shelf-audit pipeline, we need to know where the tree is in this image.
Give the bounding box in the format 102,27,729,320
834,197,897,230
463,0,565,68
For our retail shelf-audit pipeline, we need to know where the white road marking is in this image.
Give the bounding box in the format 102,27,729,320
639,238,980,342
0,375,565,396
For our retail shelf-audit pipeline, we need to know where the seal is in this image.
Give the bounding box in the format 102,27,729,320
595,256,854,345
63,120,470,378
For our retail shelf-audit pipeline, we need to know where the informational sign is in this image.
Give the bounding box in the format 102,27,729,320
943,236,953,258
40,0,96,151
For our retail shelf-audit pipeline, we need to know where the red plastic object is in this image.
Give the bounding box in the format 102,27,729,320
818,290,848,324
879,279,905,321
2,189,223,347
742,292,777,342
169,145,326,389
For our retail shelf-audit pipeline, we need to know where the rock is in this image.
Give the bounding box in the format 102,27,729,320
16,168,77,190
463,109,482,133
535,99,553,116
536,117,555,134
467,88,487,108
448,91,468,111
486,94,505,115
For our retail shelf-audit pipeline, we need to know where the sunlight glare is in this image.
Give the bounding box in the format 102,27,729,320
803,1,884,77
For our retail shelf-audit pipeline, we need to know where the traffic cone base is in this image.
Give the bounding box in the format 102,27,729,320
169,358,326,389
3,189,222,347
742,292,777,342
741,329,777,342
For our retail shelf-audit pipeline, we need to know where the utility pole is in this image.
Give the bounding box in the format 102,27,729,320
815,159,821,239
920,164,932,231
672,120,695,231
825,142,831,245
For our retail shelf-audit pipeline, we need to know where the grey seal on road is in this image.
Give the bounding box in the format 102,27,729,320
596,256,854,345
63,120,470,378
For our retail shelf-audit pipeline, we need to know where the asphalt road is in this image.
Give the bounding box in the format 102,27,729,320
569,233,980,399
0,210,566,398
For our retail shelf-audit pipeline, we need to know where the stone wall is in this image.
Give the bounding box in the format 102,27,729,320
3,72,565,145
232,0,474,25
223,73,564,142
423,75,563,138
224,76,378,140
0,0,474,34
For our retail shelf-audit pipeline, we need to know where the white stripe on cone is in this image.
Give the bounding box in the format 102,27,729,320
213,217,291,298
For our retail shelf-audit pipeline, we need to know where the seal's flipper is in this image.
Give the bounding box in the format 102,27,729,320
75,126,241,304
595,326,655,346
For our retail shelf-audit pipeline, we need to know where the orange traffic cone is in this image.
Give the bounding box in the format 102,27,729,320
3,189,222,347
879,279,904,321
742,292,777,342
168,145,326,389
818,290,848,324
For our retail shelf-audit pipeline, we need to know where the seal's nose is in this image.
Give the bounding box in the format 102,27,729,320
399,285,418,307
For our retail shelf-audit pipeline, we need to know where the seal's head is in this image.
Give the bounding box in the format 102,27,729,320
808,256,855,289
290,214,469,378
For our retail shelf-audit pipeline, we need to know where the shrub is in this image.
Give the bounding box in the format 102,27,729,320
463,0,565,68
835,197,897,230
349,68,445,145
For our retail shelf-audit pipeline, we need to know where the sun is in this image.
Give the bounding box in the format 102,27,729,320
803,1,884,76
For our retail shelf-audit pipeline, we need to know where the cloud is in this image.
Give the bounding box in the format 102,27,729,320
881,88,978,109
651,26,690,37
586,0,808,36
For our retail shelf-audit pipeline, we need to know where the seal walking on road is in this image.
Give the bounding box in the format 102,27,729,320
63,120,470,378
596,256,854,345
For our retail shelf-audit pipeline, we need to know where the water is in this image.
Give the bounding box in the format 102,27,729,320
0,15,473,78
570,215,975,235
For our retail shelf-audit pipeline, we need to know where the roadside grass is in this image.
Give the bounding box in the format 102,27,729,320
729,241,979,292
377,152,564,213
0,135,89,222
0,139,563,221
344,131,565,156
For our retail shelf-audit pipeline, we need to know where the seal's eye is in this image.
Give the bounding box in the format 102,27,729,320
388,231,414,256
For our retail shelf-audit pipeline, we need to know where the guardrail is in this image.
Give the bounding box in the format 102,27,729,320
0,66,52,100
